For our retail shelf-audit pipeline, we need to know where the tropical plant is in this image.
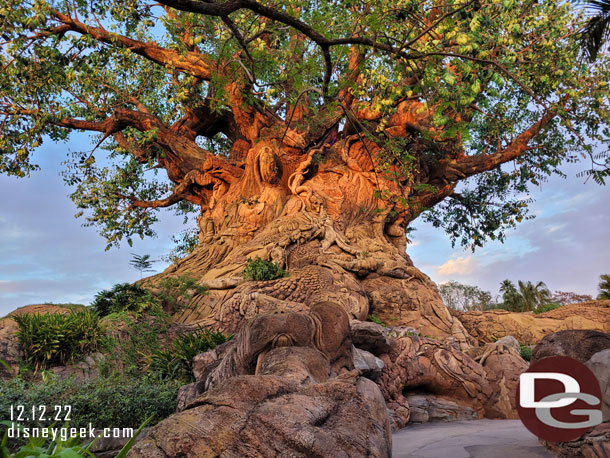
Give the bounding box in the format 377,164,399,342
0,415,153,458
520,346,533,361
154,274,209,311
149,327,231,382
580,0,610,61
242,257,287,282
598,274,610,300
90,283,156,317
100,310,171,377
12,310,102,372
0,359,11,376
129,253,157,279
499,280,552,312
533,302,562,314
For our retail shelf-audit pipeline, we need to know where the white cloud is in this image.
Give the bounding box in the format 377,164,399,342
546,224,566,234
436,255,476,277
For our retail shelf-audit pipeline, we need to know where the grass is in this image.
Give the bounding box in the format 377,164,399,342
366,314,388,327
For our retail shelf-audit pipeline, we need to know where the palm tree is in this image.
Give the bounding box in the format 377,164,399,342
500,280,523,312
129,253,157,279
499,279,552,312
517,280,552,312
580,0,610,61
598,274,610,300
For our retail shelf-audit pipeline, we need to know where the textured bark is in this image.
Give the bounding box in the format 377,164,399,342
146,176,473,343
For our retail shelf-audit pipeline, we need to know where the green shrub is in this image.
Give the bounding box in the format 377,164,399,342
12,310,102,372
150,327,232,382
100,311,171,378
366,314,388,327
90,283,156,317
520,345,533,361
155,274,208,310
0,377,179,433
242,257,287,281
533,302,562,314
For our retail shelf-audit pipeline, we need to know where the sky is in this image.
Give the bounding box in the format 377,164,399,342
0,136,608,317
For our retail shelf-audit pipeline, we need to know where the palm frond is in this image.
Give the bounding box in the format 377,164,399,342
580,0,610,61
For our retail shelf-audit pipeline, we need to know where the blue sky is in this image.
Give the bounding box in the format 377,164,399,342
0,136,608,317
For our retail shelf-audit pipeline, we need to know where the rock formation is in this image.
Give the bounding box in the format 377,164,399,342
530,329,610,364
586,349,610,422
131,302,533,457
130,303,392,458
458,300,610,345
543,422,610,458
526,329,610,457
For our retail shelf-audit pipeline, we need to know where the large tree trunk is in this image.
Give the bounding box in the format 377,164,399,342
146,133,474,349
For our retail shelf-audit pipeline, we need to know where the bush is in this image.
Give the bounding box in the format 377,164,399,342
520,345,533,361
533,302,562,314
0,376,179,432
150,327,232,382
155,274,208,311
12,310,102,372
90,283,156,317
242,257,287,281
100,310,171,378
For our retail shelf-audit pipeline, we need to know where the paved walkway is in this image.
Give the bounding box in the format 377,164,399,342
392,419,554,458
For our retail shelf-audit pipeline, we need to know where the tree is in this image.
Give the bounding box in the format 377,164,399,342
598,274,610,300
551,291,593,305
129,253,157,279
500,279,552,312
438,280,495,311
1,1,609,334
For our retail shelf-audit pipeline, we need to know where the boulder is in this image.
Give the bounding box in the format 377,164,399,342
89,428,149,458
50,352,104,382
531,330,610,364
459,301,610,345
191,340,233,381
496,335,521,353
543,422,610,457
130,302,392,457
350,320,391,355
353,347,384,380
473,340,528,419
585,349,610,422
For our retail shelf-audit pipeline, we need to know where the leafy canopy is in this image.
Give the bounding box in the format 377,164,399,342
0,0,609,249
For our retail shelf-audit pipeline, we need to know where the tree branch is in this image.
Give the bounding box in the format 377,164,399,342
52,10,212,80
450,110,556,179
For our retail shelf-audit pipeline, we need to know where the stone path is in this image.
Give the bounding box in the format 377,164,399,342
392,419,554,458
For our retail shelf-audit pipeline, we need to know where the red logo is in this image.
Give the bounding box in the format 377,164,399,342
516,356,602,442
